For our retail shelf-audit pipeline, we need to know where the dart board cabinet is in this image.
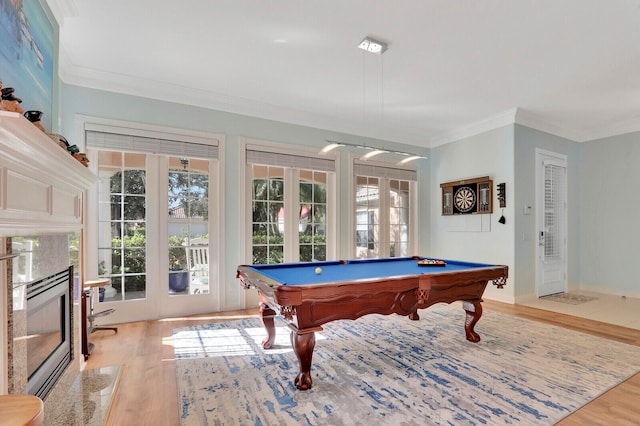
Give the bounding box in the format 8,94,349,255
441,176,493,216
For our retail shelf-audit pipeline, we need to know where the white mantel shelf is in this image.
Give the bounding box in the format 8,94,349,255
0,111,97,237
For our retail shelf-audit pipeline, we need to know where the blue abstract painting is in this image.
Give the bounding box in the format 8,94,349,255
0,0,54,130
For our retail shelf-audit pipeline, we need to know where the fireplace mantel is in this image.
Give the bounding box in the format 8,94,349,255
0,111,97,237
1,111,97,394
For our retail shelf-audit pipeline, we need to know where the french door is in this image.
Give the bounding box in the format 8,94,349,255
249,165,333,264
89,151,219,321
159,156,219,316
354,161,416,259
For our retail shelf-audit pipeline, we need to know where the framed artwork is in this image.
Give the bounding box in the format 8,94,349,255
0,0,55,131
441,176,493,215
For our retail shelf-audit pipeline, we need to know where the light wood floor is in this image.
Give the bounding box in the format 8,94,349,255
85,301,640,426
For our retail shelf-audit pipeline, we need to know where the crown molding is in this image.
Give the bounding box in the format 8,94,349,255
514,109,640,142
580,116,640,142
429,108,518,147
428,107,632,147
58,57,640,148
57,59,427,146
513,109,586,142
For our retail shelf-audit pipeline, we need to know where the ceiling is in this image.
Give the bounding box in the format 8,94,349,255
49,0,640,147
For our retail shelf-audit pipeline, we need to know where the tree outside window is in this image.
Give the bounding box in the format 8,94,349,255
251,166,329,264
251,165,284,264
97,152,148,301
167,157,210,295
299,170,327,262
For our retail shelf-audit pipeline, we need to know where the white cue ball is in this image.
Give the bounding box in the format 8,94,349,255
315,267,322,274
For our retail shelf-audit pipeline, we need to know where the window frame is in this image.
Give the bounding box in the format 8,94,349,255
241,138,338,265
80,116,224,321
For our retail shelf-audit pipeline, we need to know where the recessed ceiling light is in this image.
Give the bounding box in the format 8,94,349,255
357,37,388,55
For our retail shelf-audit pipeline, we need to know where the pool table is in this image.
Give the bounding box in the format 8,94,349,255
237,256,508,390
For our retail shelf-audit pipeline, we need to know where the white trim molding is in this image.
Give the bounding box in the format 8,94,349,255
430,108,518,148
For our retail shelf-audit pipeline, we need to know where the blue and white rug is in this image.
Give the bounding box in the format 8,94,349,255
173,302,640,425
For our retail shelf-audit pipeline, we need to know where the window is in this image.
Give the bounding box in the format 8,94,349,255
247,145,335,264
389,179,410,257
168,157,210,295
97,151,147,300
354,162,416,259
544,163,566,262
298,170,328,262
355,177,380,256
251,165,285,264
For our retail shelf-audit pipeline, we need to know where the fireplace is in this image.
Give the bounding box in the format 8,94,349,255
9,234,75,399
1,111,97,395
24,267,73,399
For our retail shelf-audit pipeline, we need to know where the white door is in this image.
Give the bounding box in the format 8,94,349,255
536,149,568,297
159,156,220,317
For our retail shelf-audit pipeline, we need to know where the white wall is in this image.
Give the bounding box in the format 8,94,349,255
430,126,515,303
579,131,640,297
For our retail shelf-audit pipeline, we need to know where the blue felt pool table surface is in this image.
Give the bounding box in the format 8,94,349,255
247,257,498,286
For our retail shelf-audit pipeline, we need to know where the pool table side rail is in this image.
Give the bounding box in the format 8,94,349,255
237,262,507,290
237,264,508,310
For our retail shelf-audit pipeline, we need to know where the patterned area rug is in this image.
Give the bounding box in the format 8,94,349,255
173,303,640,425
539,293,599,305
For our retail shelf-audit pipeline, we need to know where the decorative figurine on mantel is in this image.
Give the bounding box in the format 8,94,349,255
73,152,90,167
1,87,24,114
66,141,80,155
24,110,46,132
47,133,70,151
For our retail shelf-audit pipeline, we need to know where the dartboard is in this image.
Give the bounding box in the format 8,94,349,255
454,186,476,213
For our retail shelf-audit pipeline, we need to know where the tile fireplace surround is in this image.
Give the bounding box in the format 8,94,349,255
0,111,97,395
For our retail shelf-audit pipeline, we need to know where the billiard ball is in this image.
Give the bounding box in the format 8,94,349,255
315,267,322,274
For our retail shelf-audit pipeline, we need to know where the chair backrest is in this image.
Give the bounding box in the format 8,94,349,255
186,238,209,277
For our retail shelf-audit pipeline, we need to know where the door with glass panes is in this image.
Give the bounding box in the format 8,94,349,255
93,151,218,321
250,165,332,264
355,174,413,259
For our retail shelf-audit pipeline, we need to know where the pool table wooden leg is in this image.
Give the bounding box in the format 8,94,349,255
291,331,316,390
462,300,482,342
259,303,277,349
